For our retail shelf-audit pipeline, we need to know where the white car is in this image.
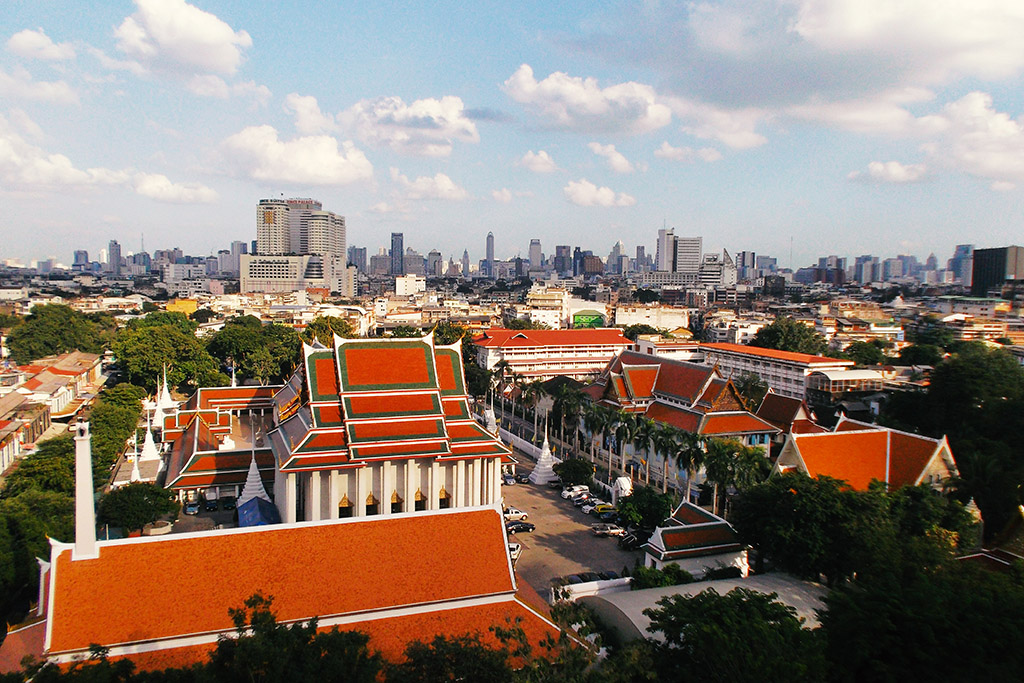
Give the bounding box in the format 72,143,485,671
503,506,529,521
561,485,589,499
591,523,627,537
581,501,607,515
508,542,522,562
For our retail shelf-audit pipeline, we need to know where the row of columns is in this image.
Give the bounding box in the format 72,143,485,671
281,456,502,524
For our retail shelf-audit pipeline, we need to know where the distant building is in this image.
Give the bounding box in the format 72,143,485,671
106,240,121,276
529,239,542,268
390,232,404,275
473,328,631,382
971,245,1024,297
700,342,855,399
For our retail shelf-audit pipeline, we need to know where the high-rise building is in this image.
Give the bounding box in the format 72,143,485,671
553,245,572,275
391,233,404,275
529,239,542,268
971,245,1024,297
73,250,89,268
256,198,344,257
485,232,495,278
854,255,880,283
655,228,675,272
462,250,470,278
347,246,367,273
947,244,974,286
675,236,702,275
427,250,443,277
107,240,122,276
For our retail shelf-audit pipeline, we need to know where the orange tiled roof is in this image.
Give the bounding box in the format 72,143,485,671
48,509,516,656
473,328,630,348
701,342,854,366
888,432,941,489
644,403,701,432
793,430,891,490
700,413,779,436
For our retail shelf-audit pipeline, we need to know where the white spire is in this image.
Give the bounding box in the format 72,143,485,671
73,422,98,560
157,365,175,411
139,412,160,462
231,366,237,388
529,430,560,485
129,435,142,483
238,415,271,506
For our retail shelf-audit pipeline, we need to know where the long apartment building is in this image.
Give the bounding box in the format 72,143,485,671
700,342,854,399
473,328,631,381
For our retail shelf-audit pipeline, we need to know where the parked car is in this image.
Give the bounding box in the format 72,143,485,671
505,520,536,534
507,542,522,563
547,479,564,489
515,472,531,484
183,501,200,515
220,496,236,511
592,523,627,537
581,500,606,514
597,510,621,523
599,570,620,580
503,506,529,521
593,504,615,515
565,574,584,584
203,498,219,512
502,474,516,485
561,485,589,499
576,571,603,583
572,493,593,507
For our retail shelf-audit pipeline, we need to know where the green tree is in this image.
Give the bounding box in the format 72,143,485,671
644,588,824,683
898,343,943,366
113,325,224,392
97,483,179,533
621,324,661,342
6,305,114,364
390,325,423,338
125,311,196,335
207,593,382,683
552,458,594,487
302,316,356,345
0,437,75,498
749,317,828,355
702,438,770,516
387,634,514,683
732,373,769,411
630,564,694,590
844,340,888,366
98,384,147,411
190,308,217,323
432,321,470,346
616,486,672,530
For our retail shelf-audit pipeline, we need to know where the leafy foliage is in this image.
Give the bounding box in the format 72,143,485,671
552,458,594,487
98,483,179,533
114,325,226,393
630,564,694,590
205,319,301,385
301,316,356,345
0,437,75,498
843,340,888,366
731,373,769,410
616,486,672,530
5,305,114,364
897,343,943,366
621,324,661,341
390,325,423,338
388,634,514,683
749,317,828,355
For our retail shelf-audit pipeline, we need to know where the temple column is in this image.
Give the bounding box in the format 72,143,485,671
405,461,416,512
284,473,297,524
329,471,340,519
470,460,480,506
429,462,440,510
356,467,366,517
381,460,392,515
308,471,321,521
455,460,466,508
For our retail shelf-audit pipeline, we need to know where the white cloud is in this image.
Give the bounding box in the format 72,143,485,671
664,96,767,148
654,141,723,162
503,64,671,135
6,28,75,60
221,125,373,186
367,201,410,214
87,47,147,76
791,0,1024,84
518,149,559,173
787,87,946,136
927,91,1024,186
186,75,271,103
339,95,479,156
0,113,216,202
284,93,338,134
991,181,1016,192
588,142,635,173
563,178,636,207
492,188,513,203
390,167,469,200
115,0,252,75
133,173,218,203
848,161,929,183
0,66,77,104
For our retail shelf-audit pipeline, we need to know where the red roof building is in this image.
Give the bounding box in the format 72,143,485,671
37,506,558,670
700,342,855,400
472,328,631,382
773,416,958,490
643,501,748,576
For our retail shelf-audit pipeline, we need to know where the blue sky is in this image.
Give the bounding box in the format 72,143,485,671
2,0,1023,269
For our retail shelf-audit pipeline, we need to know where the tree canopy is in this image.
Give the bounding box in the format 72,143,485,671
749,317,828,355
113,324,226,392
97,483,179,533
302,316,356,346
616,486,673,530
5,305,115,364
552,458,594,487
621,324,661,341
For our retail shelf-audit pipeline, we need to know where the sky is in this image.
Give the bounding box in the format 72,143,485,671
2,0,1023,269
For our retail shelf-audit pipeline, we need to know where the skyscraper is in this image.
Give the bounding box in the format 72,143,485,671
675,236,702,275
947,244,974,286
391,233,404,275
485,232,494,278
256,198,344,257
462,250,470,278
655,228,675,272
107,240,122,276
971,245,1024,297
529,239,542,268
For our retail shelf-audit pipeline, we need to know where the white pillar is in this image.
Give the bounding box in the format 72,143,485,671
470,460,480,506
284,473,297,524
356,468,366,516
381,460,392,515
73,422,97,560
308,471,321,521
329,471,340,519
405,461,416,512
429,462,439,510
455,460,466,508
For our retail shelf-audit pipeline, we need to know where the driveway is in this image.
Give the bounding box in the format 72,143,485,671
501,460,642,598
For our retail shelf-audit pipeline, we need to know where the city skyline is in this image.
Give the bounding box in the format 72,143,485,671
3,1,1024,266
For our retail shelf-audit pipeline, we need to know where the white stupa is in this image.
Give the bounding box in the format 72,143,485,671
528,432,560,485
138,413,161,463
157,366,176,412
484,405,497,433
129,435,142,483
237,451,271,506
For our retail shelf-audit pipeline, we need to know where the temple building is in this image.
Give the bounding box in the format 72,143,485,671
160,334,512,524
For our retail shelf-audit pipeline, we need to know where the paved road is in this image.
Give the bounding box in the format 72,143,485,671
501,463,642,598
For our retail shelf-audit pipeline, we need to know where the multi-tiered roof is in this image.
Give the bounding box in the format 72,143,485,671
268,334,510,473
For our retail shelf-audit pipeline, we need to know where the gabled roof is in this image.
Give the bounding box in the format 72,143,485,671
45,507,554,667
472,328,630,348
756,391,824,434
644,502,744,562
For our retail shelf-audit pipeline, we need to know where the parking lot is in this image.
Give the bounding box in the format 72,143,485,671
501,462,643,597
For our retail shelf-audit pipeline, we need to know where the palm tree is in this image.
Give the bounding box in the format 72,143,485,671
508,371,524,435
652,424,680,493
703,437,769,516
523,380,546,441
631,417,657,485
582,402,603,463
614,411,637,482
673,430,706,504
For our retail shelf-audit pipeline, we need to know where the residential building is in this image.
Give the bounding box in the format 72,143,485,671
700,342,855,399
473,328,631,382
614,304,692,331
